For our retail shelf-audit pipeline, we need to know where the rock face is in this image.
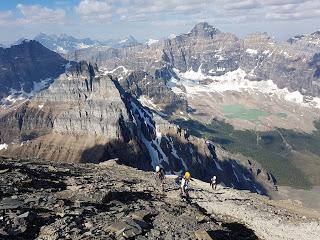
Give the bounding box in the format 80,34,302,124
0,40,68,105
119,70,187,113
69,22,320,98
0,158,319,240
0,61,148,168
0,61,276,194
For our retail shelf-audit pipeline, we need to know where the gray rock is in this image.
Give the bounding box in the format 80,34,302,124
0,198,24,210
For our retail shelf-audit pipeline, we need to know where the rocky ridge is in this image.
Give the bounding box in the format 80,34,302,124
0,158,319,240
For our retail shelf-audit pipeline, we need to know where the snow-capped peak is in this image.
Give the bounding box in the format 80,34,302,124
168,34,177,39
146,39,159,46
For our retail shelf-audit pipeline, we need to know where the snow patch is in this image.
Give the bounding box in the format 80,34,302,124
246,48,258,55
102,66,129,75
168,68,320,109
0,143,8,150
232,164,240,182
243,174,252,182
146,39,159,46
56,46,68,54
284,91,304,104
138,95,164,113
76,43,93,49
119,39,128,44
1,78,52,108
180,64,208,81
168,34,177,39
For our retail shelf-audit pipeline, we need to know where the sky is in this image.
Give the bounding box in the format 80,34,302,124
0,0,319,44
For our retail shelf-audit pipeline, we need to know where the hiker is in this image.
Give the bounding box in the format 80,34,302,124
184,131,190,141
180,171,191,200
210,176,217,190
155,166,165,192
177,125,182,137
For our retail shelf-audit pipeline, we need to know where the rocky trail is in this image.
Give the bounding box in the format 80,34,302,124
0,157,319,240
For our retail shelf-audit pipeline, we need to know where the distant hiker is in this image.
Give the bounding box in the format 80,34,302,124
180,171,191,200
177,126,182,137
184,131,190,141
210,176,217,190
155,165,165,192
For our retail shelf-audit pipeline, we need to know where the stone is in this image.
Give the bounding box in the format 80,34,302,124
130,210,152,221
56,211,66,218
194,230,213,240
136,236,148,240
48,166,58,172
0,169,9,174
109,220,142,239
66,185,82,191
18,211,29,218
0,198,24,210
84,222,93,229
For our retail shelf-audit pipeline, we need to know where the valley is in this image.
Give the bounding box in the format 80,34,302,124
172,117,320,208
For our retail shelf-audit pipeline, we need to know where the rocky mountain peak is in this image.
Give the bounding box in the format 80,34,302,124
0,40,67,102
65,61,97,78
311,30,320,37
189,22,220,39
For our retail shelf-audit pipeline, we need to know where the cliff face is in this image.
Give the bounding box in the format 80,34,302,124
0,41,68,102
0,61,148,167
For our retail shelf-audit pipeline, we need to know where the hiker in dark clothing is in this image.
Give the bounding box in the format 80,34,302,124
177,126,182,137
184,131,190,141
210,176,217,190
155,166,165,192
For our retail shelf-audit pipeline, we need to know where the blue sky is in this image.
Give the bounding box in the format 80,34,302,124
0,0,319,44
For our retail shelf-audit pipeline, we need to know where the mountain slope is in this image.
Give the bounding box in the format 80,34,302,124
0,61,276,194
61,23,320,194
0,40,68,107
0,158,319,240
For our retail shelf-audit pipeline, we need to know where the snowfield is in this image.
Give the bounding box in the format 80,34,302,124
168,66,320,109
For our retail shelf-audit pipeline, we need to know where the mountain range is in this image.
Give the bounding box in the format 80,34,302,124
1,22,320,200
34,33,141,54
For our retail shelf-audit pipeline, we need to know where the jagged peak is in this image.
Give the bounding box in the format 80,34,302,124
66,61,98,77
311,30,320,37
189,22,220,39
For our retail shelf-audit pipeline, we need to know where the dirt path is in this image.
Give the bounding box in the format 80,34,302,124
190,179,320,240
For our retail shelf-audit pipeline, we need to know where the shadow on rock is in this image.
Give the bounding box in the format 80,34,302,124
79,139,153,171
209,222,258,240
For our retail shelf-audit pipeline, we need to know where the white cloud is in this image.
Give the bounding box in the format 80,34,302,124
115,0,320,23
75,0,113,22
265,1,320,21
16,4,66,24
221,0,261,10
